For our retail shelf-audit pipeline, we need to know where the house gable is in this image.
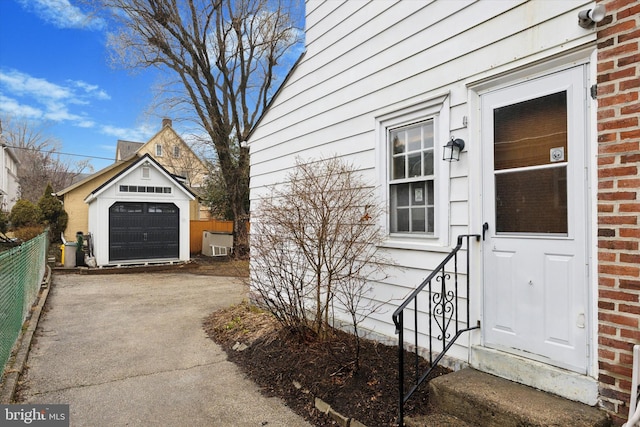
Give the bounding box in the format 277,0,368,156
134,119,209,189
85,154,195,203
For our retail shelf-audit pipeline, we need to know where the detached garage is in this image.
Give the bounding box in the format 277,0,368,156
85,154,195,266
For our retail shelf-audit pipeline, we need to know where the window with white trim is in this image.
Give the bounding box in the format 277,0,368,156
155,144,163,156
376,94,450,246
389,120,435,233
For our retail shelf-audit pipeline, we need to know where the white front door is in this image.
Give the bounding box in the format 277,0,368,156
481,66,589,373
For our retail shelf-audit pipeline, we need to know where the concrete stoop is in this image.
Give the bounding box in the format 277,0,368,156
409,368,611,427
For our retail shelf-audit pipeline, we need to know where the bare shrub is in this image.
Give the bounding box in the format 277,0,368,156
251,156,394,368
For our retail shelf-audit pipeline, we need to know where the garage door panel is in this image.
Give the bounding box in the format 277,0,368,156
109,202,179,262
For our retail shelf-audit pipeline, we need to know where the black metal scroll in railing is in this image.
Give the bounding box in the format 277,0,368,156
392,234,480,426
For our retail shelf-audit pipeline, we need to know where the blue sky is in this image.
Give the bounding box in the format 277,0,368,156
0,0,167,171
0,0,303,172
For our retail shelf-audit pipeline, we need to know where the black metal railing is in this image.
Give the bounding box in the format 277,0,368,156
392,234,480,426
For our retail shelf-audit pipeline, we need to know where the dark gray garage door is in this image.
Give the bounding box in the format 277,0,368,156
109,202,179,261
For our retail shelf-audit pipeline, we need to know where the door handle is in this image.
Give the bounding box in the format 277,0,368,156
482,222,489,240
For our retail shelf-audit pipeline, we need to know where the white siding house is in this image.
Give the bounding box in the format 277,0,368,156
0,137,20,213
248,0,615,412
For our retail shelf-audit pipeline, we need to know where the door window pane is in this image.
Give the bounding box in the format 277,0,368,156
494,92,567,170
495,167,567,234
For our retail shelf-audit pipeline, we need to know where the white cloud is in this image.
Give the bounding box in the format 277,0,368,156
0,70,71,100
0,94,43,119
101,123,155,142
17,0,105,30
73,80,111,100
0,69,108,129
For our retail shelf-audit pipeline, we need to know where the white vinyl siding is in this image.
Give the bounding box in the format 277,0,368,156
248,0,597,361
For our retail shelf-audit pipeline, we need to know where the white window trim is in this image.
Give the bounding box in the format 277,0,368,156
375,93,451,250
155,144,163,157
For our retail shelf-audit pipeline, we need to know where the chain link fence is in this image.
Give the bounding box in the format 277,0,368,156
0,231,48,377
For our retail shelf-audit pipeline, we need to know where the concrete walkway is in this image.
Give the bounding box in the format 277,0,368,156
18,272,311,426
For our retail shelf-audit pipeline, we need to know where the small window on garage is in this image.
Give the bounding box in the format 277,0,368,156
142,166,150,179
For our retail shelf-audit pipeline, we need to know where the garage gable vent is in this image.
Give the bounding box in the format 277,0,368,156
142,165,150,179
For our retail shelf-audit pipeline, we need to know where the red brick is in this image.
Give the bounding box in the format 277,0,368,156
599,361,634,378
599,348,617,360
619,304,640,315
598,204,615,213
600,312,640,328
598,67,637,84
598,239,639,250
598,141,638,153
618,26,640,43
598,132,618,143
598,37,615,50
618,177,640,186
621,102,640,115
599,166,638,178
620,253,640,264
617,1,640,20
598,215,638,226
598,191,636,200
620,228,640,238
620,78,640,91
620,279,640,290
599,335,634,351
599,289,640,302
620,327,640,341
598,108,616,120
598,90,638,107
600,117,639,131
600,276,617,288
599,252,617,262
598,20,638,40
599,322,618,336
599,227,617,236
618,52,640,67
599,373,617,386
599,300,617,310
598,156,617,166
620,203,640,212
621,153,640,163
620,128,640,140
598,60,615,72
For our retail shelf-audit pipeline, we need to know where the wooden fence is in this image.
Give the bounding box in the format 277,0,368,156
190,219,233,254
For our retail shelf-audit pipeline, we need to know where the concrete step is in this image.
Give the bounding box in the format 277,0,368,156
423,368,611,427
405,412,472,427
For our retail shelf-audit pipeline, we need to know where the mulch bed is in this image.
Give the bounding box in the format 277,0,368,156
203,301,449,426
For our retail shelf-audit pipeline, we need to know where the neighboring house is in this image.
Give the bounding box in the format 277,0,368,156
57,119,205,266
115,118,211,220
248,1,638,424
0,131,20,213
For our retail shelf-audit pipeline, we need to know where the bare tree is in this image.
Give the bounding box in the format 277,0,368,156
251,156,395,366
1,116,93,202
99,0,303,257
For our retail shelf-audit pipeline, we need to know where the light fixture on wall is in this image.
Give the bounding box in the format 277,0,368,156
578,4,606,28
443,137,465,162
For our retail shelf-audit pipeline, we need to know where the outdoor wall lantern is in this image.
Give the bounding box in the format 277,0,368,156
443,137,465,162
578,4,606,28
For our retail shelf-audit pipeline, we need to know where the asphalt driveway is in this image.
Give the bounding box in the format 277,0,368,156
18,272,310,426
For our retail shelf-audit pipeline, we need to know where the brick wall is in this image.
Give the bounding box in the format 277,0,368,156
596,0,640,424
